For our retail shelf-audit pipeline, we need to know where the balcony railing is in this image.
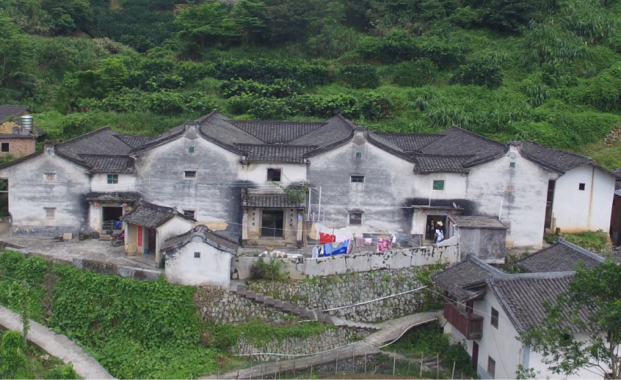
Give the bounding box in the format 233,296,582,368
443,300,483,340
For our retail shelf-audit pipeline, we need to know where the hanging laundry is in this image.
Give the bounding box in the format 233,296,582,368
391,234,397,244
347,240,354,254
377,238,390,252
324,243,333,256
332,240,349,255
312,246,319,259
318,246,324,257
320,232,336,244
335,235,349,243
355,237,365,247
364,238,373,246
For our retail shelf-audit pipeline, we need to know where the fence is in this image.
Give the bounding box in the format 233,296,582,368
217,349,473,379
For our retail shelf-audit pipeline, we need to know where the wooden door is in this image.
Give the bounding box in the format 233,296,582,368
472,341,479,370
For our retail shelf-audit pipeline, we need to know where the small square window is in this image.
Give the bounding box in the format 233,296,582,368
433,180,445,190
579,183,585,191
194,252,200,258
1,143,9,152
189,147,194,153
349,212,362,225
510,162,516,168
355,152,362,158
45,173,56,183
45,208,55,219
183,210,195,219
267,168,281,182
107,174,118,184
488,357,496,378
184,171,197,179
491,307,499,328
351,175,364,183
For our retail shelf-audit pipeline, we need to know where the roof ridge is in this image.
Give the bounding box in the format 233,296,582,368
557,238,606,262
229,119,327,126
524,141,592,162
446,126,506,148
78,153,131,157
57,126,117,147
412,153,474,159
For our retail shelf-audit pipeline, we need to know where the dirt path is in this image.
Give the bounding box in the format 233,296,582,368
0,305,115,379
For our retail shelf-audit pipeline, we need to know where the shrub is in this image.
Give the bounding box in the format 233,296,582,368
221,79,303,98
0,331,26,377
215,59,332,87
390,59,438,87
337,65,381,89
449,61,503,88
250,257,286,281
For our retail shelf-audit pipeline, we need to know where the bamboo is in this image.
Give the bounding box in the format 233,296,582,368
436,353,439,379
407,361,410,376
364,353,367,374
420,353,423,377
451,361,456,379
336,352,339,376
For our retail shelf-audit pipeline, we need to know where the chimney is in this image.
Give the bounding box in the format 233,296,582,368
21,115,33,135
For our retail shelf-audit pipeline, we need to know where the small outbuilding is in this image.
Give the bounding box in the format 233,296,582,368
447,215,507,264
161,225,239,287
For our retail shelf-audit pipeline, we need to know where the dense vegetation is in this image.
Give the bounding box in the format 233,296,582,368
1,0,621,163
0,251,335,379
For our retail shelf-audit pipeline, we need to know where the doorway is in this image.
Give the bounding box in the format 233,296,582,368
425,215,446,242
261,210,284,237
146,228,156,255
102,206,123,233
472,341,479,370
544,180,556,231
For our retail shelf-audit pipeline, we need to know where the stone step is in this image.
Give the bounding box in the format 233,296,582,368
245,291,257,300
254,293,264,303
273,300,283,309
264,296,274,306
235,285,246,296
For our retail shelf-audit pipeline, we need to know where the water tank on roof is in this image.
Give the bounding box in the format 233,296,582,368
21,115,33,134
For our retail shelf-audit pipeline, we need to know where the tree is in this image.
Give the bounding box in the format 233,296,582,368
0,10,35,91
519,260,621,378
174,2,240,55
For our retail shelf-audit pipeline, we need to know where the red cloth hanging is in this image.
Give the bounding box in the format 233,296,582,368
319,232,336,244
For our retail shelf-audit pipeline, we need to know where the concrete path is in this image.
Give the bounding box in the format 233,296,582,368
200,341,381,380
363,311,443,347
0,305,114,379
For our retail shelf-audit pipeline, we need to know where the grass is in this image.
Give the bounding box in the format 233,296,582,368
545,230,611,253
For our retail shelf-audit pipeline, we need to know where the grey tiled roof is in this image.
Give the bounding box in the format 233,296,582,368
374,133,441,152
419,127,507,166
161,224,238,254
79,155,135,173
521,142,591,173
431,256,505,300
289,115,355,148
121,201,194,228
490,273,587,331
198,112,263,147
241,188,305,208
0,105,29,122
57,127,133,161
229,120,326,144
517,238,605,273
116,135,156,148
0,134,34,140
413,155,471,173
237,144,316,163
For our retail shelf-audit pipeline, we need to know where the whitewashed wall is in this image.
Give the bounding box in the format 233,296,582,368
0,146,91,235
553,165,616,233
233,244,459,280
91,173,136,192
466,145,555,249
133,128,241,232
165,239,233,286
238,162,307,186
156,217,193,264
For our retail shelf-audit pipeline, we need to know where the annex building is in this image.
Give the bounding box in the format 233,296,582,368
0,111,616,265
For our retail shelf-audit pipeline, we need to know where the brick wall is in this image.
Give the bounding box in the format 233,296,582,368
0,138,35,157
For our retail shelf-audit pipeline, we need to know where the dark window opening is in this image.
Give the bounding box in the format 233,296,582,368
349,212,362,225
183,210,195,219
355,152,362,158
267,169,281,182
194,252,200,258
1,143,9,152
510,162,516,168
107,174,118,184
433,180,445,190
488,357,496,378
189,147,195,153
579,183,586,191
351,175,364,183
491,307,499,328
184,171,197,179
261,210,284,237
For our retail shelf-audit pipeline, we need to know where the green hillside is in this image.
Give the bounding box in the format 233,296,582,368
2,0,621,166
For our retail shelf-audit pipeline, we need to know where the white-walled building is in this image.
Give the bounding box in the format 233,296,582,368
432,241,607,379
161,225,238,287
0,111,616,260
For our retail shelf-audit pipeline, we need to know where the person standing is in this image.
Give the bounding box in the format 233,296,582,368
427,218,435,240
435,221,444,243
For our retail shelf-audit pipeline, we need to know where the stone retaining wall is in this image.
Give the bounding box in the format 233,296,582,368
194,286,298,325
234,327,371,361
246,267,435,323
